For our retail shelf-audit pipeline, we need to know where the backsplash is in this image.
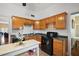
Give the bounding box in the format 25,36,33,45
12,25,68,36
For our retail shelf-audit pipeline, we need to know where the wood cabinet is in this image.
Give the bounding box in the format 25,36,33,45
12,16,26,29
37,12,67,30
40,20,47,29
35,35,41,42
25,19,34,25
44,16,56,24
53,38,67,56
55,12,67,29
12,12,67,30
24,35,41,42
33,20,40,30
33,20,46,30
12,16,34,29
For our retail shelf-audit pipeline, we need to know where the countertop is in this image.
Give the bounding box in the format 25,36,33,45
0,39,40,55
54,37,68,41
23,33,68,40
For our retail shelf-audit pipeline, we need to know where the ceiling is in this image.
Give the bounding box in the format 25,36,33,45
26,3,53,11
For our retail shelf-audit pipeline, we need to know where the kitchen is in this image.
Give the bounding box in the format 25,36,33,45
0,3,79,56
11,12,68,56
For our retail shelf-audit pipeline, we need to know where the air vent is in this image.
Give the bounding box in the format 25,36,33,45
31,14,35,17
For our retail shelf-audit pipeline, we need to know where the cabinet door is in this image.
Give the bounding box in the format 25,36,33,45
55,12,67,29
33,20,40,30
33,20,46,30
53,39,63,56
25,19,34,25
44,16,56,25
12,16,25,29
40,20,46,30
35,35,41,42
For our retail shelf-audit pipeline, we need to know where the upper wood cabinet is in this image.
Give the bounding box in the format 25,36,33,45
33,20,40,30
12,16,34,29
44,16,56,24
40,20,47,29
12,12,67,30
25,18,34,25
55,12,67,29
30,12,67,30
33,20,46,30
12,16,26,29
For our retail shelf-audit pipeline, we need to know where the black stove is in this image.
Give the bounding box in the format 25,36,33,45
41,32,58,55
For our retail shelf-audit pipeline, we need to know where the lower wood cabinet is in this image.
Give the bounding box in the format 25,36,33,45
53,38,68,56
24,35,41,43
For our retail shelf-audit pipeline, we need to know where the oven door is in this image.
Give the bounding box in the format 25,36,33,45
41,36,53,55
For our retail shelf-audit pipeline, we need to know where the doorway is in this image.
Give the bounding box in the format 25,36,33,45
71,12,79,56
